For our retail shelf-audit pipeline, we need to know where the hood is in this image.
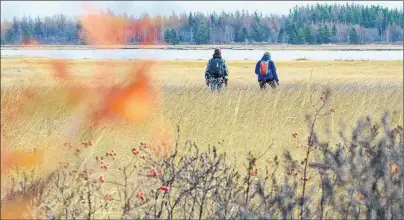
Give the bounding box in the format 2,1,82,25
213,54,222,59
261,55,271,61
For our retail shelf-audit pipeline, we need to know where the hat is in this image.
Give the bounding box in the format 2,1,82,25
214,48,221,55
264,52,271,57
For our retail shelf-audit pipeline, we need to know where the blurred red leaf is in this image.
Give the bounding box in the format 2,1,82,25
92,64,155,122
160,186,169,192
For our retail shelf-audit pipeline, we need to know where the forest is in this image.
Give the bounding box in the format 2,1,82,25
1,3,403,45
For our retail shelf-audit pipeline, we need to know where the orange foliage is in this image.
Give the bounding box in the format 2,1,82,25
49,58,156,124
1,9,160,220
80,13,132,47
47,11,159,124
79,7,158,48
130,18,159,45
1,194,32,219
0,137,41,219
23,39,40,46
391,163,398,174
92,62,155,122
1,147,43,174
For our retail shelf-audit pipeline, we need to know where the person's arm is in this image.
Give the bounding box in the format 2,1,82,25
222,59,229,76
205,59,211,79
255,61,260,75
271,61,279,83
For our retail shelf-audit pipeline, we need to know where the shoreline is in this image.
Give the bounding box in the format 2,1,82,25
1,44,403,51
2,55,402,63
1,56,402,62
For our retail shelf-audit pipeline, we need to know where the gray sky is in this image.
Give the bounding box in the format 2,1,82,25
1,1,403,20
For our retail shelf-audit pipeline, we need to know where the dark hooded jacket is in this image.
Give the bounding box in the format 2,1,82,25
254,54,279,82
205,54,229,79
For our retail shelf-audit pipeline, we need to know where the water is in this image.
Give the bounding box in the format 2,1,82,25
1,48,402,61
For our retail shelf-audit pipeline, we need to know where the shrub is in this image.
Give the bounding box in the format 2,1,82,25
1,91,403,219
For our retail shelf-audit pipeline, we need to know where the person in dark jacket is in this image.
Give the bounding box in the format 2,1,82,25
205,48,229,86
254,52,279,89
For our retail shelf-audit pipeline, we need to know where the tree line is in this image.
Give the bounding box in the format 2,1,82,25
1,3,403,45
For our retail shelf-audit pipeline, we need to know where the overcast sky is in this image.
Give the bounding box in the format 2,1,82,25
1,1,403,20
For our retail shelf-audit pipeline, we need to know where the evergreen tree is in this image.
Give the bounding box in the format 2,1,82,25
332,24,337,36
251,12,264,42
234,26,248,43
34,17,43,40
195,23,209,44
1,4,402,45
323,25,331,43
170,29,180,45
303,25,314,44
317,25,324,44
207,25,211,43
75,20,83,44
5,18,21,44
164,29,171,44
297,28,305,44
287,24,298,44
188,12,199,43
210,14,216,27
20,17,33,42
331,24,338,43
234,28,241,42
242,27,248,43
278,27,285,43
349,27,359,44
188,13,193,26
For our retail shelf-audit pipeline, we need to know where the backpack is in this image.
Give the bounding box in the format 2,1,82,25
259,60,271,76
208,58,224,77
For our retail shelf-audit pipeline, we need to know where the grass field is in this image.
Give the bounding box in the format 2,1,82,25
1,56,403,169
1,56,403,219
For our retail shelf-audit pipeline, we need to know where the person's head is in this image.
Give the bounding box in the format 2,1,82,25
262,51,271,60
214,48,221,55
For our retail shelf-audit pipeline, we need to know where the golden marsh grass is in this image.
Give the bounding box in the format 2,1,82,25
1,57,403,170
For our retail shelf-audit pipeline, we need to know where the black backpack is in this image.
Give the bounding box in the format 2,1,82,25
208,58,224,77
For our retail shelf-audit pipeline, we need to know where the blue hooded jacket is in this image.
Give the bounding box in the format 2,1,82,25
254,55,279,82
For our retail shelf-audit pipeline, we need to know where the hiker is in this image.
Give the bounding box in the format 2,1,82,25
205,48,229,87
254,52,279,89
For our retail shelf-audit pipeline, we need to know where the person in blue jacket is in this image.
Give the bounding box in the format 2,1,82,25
254,52,279,89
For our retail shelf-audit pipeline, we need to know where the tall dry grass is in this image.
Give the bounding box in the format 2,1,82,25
1,58,403,166
1,93,402,219
1,57,403,219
